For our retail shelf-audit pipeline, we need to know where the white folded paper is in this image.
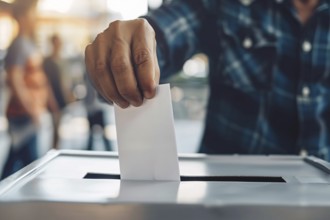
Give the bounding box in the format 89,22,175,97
114,84,180,181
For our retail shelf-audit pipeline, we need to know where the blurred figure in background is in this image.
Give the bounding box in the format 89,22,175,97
43,34,75,147
2,0,58,179
43,34,74,110
84,73,112,151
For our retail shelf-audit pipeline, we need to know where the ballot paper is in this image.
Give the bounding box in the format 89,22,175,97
114,84,180,181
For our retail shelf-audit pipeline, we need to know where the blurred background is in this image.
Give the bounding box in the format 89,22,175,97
0,0,209,178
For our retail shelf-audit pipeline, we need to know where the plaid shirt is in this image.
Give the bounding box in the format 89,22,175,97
144,0,330,159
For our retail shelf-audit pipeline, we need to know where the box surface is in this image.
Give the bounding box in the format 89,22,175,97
1,150,330,220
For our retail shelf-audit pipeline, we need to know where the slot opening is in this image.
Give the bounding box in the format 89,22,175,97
84,173,286,183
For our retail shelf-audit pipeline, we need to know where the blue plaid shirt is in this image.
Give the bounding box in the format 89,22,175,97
144,0,330,159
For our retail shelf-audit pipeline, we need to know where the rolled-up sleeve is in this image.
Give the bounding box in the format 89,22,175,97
143,0,217,79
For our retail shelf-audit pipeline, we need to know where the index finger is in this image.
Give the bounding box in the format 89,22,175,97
131,19,157,99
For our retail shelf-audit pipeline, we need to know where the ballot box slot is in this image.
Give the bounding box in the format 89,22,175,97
83,173,286,182
180,176,285,182
84,173,120,179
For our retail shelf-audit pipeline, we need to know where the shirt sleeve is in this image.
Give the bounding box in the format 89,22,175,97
143,0,217,80
5,38,29,69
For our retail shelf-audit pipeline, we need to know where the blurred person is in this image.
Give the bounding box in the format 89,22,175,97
2,0,58,179
43,34,74,110
86,0,330,160
43,34,75,147
84,73,112,151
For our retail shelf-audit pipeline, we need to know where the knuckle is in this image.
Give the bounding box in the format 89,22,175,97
107,20,124,39
111,56,130,73
136,18,149,28
134,49,151,66
136,18,155,36
112,36,126,46
109,20,122,31
95,60,107,73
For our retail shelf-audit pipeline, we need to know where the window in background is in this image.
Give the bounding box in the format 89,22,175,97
38,0,74,14
148,0,163,9
0,15,17,50
106,0,148,20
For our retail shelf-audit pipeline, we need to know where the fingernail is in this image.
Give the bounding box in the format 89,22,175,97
144,90,155,99
131,102,139,107
131,99,143,107
143,81,156,99
117,102,129,109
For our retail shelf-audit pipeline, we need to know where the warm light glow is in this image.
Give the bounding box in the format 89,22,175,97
107,0,148,20
105,124,117,141
148,0,162,9
171,87,184,103
0,16,17,50
0,116,8,132
1,0,14,3
38,0,74,14
59,117,89,139
183,54,208,78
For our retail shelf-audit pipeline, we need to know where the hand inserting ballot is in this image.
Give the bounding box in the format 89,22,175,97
85,19,160,108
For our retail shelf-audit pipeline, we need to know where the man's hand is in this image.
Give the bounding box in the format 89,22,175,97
85,19,160,108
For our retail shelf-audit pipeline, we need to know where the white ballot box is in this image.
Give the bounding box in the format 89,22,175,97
1,150,330,220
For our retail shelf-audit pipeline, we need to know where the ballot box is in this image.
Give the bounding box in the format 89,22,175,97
1,150,330,220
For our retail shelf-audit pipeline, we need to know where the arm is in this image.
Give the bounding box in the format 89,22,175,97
85,0,216,108
6,66,40,123
143,0,217,79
